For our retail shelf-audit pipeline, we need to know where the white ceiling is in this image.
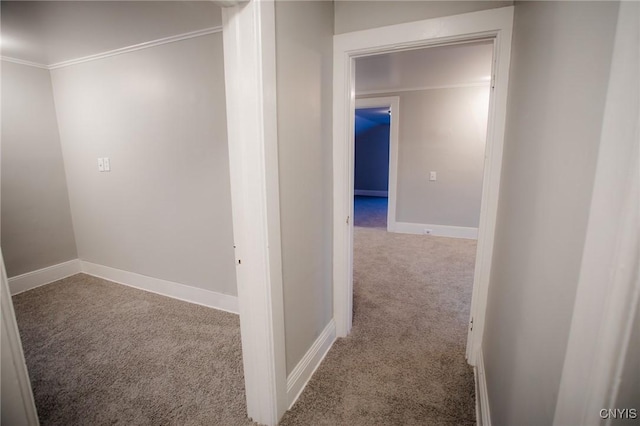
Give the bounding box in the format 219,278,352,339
1,1,222,65
355,40,494,94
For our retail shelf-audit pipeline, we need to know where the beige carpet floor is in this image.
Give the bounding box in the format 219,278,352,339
280,227,477,425
12,274,254,426
13,227,476,425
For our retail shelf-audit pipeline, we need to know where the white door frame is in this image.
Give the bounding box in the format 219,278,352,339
1,251,40,425
332,6,514,366
220,1,287,424
354,97,400,233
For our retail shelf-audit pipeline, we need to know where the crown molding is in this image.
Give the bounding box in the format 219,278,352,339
2,26,222,71
356,81,490,97
0,56,49,69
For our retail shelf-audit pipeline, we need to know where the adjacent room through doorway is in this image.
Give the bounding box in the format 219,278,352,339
339,40,493,423
354,106,391,229
0,2,248,423
354,40,492,238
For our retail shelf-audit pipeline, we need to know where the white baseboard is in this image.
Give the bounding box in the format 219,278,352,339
80,261,239,314
475,348,491,426
8,259,82,295
8,259,239,315
286,319,336,409
354,189,388,197
391,221,478,239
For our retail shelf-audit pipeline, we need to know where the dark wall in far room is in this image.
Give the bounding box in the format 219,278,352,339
355,119,390,193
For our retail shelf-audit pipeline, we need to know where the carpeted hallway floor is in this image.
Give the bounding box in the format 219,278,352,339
280,227,477,425
13,227,476,425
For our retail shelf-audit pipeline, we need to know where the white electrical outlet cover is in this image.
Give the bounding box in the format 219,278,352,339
104,158,110,171
98,158,104,171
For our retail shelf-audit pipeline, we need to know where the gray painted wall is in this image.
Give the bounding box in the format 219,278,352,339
1,61,78,277
50,34,237,296
361,87,489,228
334,1,513,34
274,0,334,374
482,2,619,425
355,124,390,192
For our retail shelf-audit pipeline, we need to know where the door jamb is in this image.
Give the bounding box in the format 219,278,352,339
1,251,40,425
354,97,400,233
332,7,514,366
220,1,287,424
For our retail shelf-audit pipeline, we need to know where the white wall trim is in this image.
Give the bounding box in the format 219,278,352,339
355,96,400,235
393,222,478,240
286,320,336,409
2,26,222,71
1,56,49,70
357,81,490,97
1,252,40,425
80,261,239,314
334,7,514,351
7,258,240,313
49,26,222,69
221,1,287,424
354,189,388,197
8,259,82,295
475,348,492,426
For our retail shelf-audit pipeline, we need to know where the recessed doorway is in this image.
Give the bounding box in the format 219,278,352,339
353,97,399,231
345,37,495,424
332,8,515,369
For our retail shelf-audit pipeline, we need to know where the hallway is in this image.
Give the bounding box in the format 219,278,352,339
281,227,477,425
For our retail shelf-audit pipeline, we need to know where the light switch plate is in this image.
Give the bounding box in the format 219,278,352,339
98,158,105,171
104,157,110,172
429,171,437,181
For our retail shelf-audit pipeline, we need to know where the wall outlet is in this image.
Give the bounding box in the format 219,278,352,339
97,157,111,172
424,228,433,235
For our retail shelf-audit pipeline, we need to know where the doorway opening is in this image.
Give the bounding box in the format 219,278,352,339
353,97,399,231
354,107,390,228
354,40,492,238
347,40,494,419
0,1,251,424
332,8,515,370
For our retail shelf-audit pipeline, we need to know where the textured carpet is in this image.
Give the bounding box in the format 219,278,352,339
12,274,253,426
280,227,477,425
13,228,476,425
354,195,388,228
